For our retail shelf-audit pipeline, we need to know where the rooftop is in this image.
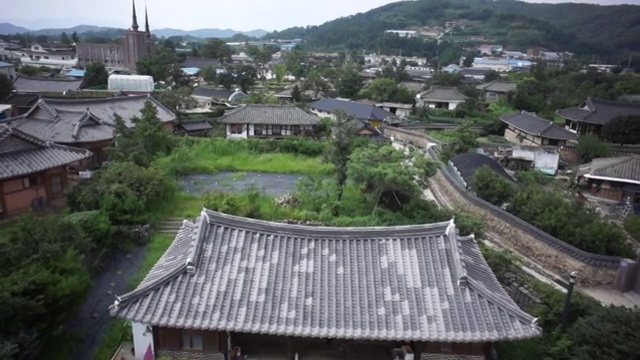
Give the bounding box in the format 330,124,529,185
476,81,517,93
450,152,515,188
12,76,84,93
218,104,320,125
309,98,396,121
580,155,640,184
500,111,577,141
181,57,220,69
111,210,541,342
418,86,469,102
0,124,91,180
555,97,640,125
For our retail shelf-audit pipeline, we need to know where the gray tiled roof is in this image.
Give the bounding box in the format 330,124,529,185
193,87,235,100
309,98,395,121
179,120,213,132
0,124,91,180
450,153,515,188
181,58,220,69
111,210,540,342
585,155,640,182
218,104,320,125
12,76,83,93
1,93,39,107
398,81,425,92
555,97,640,125
476,81,517,93
418,87,469,102
500,111,577,140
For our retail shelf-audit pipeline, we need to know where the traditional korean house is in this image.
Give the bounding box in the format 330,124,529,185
577,155,640,203
218,104,319,139
555,97,640,137
500,111,577,146
475,81,517,103
110,209,541,360
308,98,396,128
416,87,469,110
0,124,91,217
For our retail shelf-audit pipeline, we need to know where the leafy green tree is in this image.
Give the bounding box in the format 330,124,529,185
602,115,640,146
136,47,179,82
463,51,476,67
158,86,197,113
201,38,232,64
231,65,258,93
83,62,109,88
301,70,330,98
471,165,515,205
576,134,610,163
0,73,13,101
19,65,39,77
337,65,363,98
358,77,414,103
284,49,308,79
244,44,273,64
201,65,217,83
291,84,302,103
324,111,357,203
443,121,478,158
71,31,79,43
272,64,287,84
242,93,278,104
109,101,175,167
60,31,71,45
430,71,464,87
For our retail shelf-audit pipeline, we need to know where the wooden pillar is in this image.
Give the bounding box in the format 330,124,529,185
286,337,293,360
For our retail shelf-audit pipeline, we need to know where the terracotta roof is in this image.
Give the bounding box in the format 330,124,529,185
12,76,83,93
218,104,319,125
500,111,577,141
555,97,640,125
0,124,91,180
309,98,396,121
418,86,469,102
110,210,541,342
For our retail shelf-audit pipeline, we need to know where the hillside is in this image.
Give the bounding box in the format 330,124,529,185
153,28,267,39
266,0,639,60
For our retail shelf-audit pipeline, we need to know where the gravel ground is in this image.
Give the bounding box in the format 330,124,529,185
179,171,303,197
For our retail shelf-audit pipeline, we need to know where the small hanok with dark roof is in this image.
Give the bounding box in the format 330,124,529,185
500,111,577,146
416,86,469,110
0,124,91,217
556,97,640,137
475,81,517,103
577,155,640,203
110,209,540,360
308,98,397,128
218,104,320,139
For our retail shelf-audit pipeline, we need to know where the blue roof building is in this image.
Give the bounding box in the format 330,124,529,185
65,69,86,78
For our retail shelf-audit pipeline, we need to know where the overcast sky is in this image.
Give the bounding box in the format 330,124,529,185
2,0,638,31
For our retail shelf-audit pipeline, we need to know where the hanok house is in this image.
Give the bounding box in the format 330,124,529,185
555,97,640,137
0,124,91,217
109,210,540,360
577,155,640,203
218,104,319,139
475,81,517,103
416,86,469,110
308,98,397,128
1,93,39,117
12,75,83,93
500,111,577,146
1,95,177,163
449,152,515,191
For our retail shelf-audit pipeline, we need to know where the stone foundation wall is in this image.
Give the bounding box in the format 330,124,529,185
431,171,618,286
156,350,224,360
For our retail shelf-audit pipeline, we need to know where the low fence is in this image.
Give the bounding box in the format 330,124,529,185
384,126,622,286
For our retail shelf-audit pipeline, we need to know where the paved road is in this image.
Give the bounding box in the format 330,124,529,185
67,246,147,360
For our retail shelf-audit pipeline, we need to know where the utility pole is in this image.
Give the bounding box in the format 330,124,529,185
560,271,578,330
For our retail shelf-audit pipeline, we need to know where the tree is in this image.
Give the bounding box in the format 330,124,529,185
272,64,287,84
284,49,308,79
430,71,464,87
576,134,610,163
602,115,640,146
291,84,302,103
245,44,273,64
324,111,357,203
0,73,13,101
230,65,258,93
359,77,397,102
71,31,79,43
158,87,197,113
83,62,109,88
201,38,232,64
60,32,71,45
19,65,39,77
242,93,278,104
301,70,330,98
444,121,478,158
568,306,640,359
108,101,175,167
337,65,363,98
463,51,476,67
471,166,515,205
201,65,217,83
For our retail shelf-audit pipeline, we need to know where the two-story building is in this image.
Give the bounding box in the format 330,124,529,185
11,43,77,69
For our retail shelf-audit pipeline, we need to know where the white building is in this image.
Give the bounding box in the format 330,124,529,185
11,43,77,70
384,30,418,38
218,104,319,139
416,86,469,111
471,58,511,73
108,75,154,93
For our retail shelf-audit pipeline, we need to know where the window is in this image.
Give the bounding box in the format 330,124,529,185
229,124,244,134
272,125,282,135
181,330,203,351
254,124,264,136
23,175,40,188
50,175,63,195
291,125,300,134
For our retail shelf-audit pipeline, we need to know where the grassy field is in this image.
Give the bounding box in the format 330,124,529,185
154,138,331,178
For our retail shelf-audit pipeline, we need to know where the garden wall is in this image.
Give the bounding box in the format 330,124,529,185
384,126,622,287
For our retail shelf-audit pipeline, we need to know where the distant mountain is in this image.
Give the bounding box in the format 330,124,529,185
152,28,268,39
0,22,267,39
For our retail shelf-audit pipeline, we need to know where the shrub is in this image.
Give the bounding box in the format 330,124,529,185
623,215,640,241
64,210,114,251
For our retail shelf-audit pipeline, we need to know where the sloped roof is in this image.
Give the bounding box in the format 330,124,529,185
583,155,640,183
12,76,83,93
110,209,540,342
450,152,515,188
178,120,213,132
418,86,469,102
500,111,577,141
193,87,235,100
0,124,91,180
181,57,220,69
0,61,14,68
476,81,517,93
2,93,39,107
398,81,424,92
309,98,395,121
218,104,319,125
555,97,640,125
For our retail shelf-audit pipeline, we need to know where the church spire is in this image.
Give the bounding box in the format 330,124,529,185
131,0,139,31
144,4,150,38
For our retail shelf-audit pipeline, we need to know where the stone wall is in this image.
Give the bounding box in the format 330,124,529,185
156,350,224,360
430,171,618,286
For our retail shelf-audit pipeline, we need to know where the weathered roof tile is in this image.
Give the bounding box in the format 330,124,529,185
501,111,577,141
218,104,319,125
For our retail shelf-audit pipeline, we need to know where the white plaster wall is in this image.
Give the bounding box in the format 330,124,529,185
132,322,154,360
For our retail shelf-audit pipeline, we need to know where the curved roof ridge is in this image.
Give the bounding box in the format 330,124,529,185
43,94,150,104
466,277,538,326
